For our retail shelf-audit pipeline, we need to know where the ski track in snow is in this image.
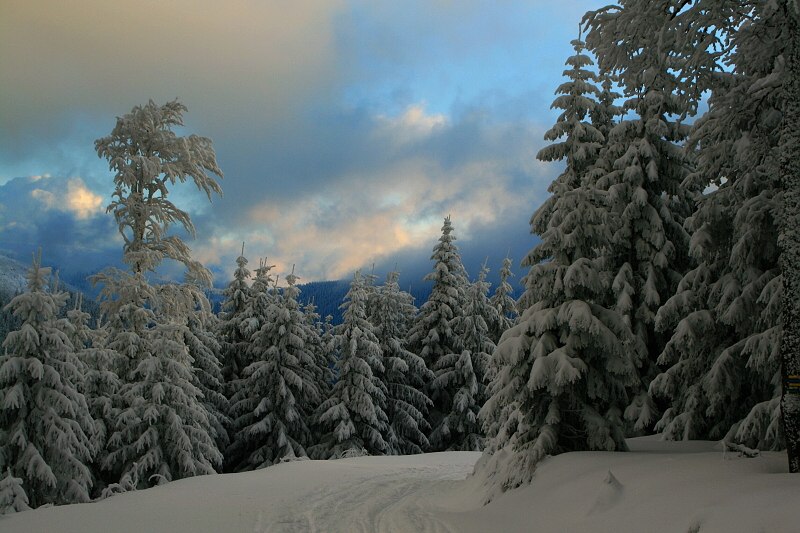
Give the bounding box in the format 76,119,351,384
260,460,468,533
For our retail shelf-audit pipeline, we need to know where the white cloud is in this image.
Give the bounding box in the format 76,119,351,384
30,189,56,209
376,104,448,144
66,178,103,219
26,177,103,219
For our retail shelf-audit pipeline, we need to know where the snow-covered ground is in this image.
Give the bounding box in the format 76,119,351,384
4,436,800,533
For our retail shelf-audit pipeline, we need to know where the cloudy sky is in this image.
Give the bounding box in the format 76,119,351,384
0,0,602,288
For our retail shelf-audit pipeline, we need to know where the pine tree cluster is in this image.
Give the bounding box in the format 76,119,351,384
481,0,800,489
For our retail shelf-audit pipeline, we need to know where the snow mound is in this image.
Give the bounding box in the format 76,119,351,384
587,470,624,515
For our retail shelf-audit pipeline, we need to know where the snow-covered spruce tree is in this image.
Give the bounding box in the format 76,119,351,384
0,469,30,514
223,257,277,471
488,255,517,346
92,99,224,488
643,6,784,448
62,293,123,490
311,271,394,459
367,270,432,454
584,8,695,376
218,249,252,389
407,216,469,444
79,339,122,491
779,0,800,472
430,262,497,451
238,259,278,359
0,252,95,507
62,293,93,354
480,40,642,490
408,217,469,369
96,274,223,488
582,1,798,462
177,289,230,457
228,269,323,470
302,297,335,406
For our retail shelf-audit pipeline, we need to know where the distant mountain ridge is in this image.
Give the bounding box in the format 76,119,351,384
1,252,524,326
0,249,88,299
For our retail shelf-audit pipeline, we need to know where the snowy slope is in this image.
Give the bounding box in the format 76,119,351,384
4,437,799,533
0,251,29,299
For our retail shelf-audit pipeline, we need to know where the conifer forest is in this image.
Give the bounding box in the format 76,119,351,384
2,0,800,514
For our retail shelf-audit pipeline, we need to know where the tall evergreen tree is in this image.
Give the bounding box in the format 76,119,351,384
647,11,783,446
430,263,497,451
97,276,222,487
582,1,800,469
219,249,252,388
407,217,470,441
179,292,230,458
0,252,95,507
480,40,641,490
302,297,335,407
584,9,695,373
368,270,432,454
228,270,322,470
239,259,278,363
311,271,394,458
92,99,224,487
77,315,122,494
408,217,469,369
488,255,517,346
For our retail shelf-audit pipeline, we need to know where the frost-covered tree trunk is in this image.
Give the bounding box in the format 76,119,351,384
0,252,95,507
778,2,800,473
